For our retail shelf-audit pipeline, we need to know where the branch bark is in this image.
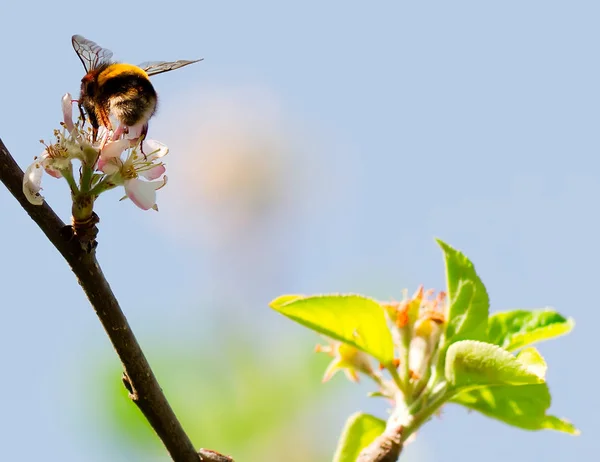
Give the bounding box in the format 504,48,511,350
0,138,232,462
357,424,403,462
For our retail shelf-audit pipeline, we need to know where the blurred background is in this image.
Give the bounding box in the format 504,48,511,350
0,1,594,461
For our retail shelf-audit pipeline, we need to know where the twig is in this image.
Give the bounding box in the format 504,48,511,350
0,138,232,462
357,424,403,462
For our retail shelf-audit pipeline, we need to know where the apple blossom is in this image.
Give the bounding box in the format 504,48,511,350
24,93,170,212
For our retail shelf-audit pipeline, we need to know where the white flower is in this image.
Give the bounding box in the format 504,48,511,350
119,140,169,210
27,93,171,211
98,139,169,210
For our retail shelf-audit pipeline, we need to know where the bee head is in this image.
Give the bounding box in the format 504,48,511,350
81,72,98,98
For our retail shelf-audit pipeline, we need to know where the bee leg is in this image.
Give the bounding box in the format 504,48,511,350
78,102,86,127
86,109,101,143
96,107,113,141
139,123,149,159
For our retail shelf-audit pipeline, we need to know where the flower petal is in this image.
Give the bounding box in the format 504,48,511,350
61,93,75,133
44,165,63,178
96,126,111,141
98,157,121,174
38,149,63,178
140,164,166,180
126,122,145,140
100,139,130,160
142,140,169,160
23,159,45,205
124,178,164,210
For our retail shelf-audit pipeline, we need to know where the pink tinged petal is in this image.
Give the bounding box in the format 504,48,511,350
37,150,62,178
140,164,166,180
124,178,165,210
142,140,169,159
126,123,144,140
111,124,126,141
44,166,63,178
98,157,121,174
23,160,44,205
61,93,75,133
100,139,130,160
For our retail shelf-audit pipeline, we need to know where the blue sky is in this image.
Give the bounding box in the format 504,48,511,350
0,1,594,461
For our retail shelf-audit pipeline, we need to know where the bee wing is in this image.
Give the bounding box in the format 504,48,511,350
138,59,203,77
72,35,114,72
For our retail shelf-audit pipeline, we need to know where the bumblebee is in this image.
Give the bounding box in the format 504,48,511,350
72,34,201,145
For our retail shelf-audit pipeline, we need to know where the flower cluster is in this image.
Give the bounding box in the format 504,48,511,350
23,93,169,211
315,287,446,404
384,287,446,389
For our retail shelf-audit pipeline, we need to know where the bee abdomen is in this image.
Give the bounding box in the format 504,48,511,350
100,71,157,127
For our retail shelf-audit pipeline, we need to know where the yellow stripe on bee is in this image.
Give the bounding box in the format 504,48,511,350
97,63,149,86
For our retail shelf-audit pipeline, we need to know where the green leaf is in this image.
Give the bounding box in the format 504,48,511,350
452,383,579,435
451,345,578,434
333,412,386,462
437,239,490,342
445,340,544,390
270,294,394,365
541,415,580,434
270,294,305,306
488,309,575,351
516,347,547,380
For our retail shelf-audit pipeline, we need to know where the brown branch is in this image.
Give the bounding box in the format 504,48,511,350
357,424,404,462
0,138,232,462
